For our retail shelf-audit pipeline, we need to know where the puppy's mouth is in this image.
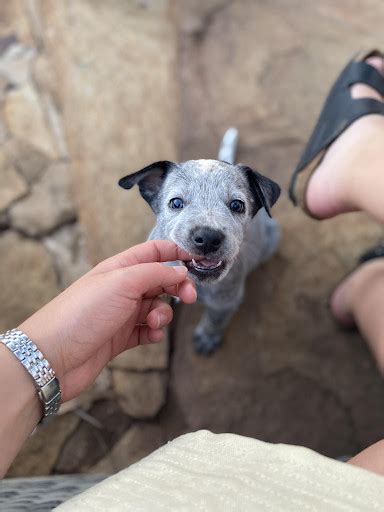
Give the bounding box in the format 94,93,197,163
184,257,225,279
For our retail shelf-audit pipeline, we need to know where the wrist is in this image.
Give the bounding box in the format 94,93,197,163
1,327,62,420
0,343,41,477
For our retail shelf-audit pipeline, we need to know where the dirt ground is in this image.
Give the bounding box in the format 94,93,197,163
164,0,384,459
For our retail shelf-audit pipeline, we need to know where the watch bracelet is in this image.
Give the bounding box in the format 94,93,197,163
0,329,61,418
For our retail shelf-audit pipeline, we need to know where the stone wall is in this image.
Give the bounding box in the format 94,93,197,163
0,6,85,332
2,0,176,477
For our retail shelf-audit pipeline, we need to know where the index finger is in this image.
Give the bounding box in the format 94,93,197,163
91,240,193,274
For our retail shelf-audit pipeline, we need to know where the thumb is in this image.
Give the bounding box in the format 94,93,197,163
121,263,189,298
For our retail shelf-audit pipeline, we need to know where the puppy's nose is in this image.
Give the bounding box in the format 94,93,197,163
192,227,225,254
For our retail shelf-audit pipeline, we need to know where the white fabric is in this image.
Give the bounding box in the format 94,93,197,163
56,430,384,511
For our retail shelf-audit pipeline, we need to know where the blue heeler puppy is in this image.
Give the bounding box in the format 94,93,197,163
119,129,280,355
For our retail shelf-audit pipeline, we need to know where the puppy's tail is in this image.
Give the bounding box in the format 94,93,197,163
217,127,239,165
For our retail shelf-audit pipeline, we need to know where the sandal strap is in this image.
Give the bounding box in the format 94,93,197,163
359,243,384,264
290,54,384,204
347,61,384,96
294,97,384,184
349,97,384,117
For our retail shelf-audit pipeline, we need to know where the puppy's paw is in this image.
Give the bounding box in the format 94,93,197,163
193,330,223,356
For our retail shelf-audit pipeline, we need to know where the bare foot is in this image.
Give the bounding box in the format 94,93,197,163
331,258,384,327
348,440,384,476
305,56,384,219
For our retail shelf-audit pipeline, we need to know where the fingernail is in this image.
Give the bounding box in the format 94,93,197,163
158,313,168,327
174,266,188,274
187,283,197,303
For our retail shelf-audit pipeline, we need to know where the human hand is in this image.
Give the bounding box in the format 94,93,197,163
18,240,197,402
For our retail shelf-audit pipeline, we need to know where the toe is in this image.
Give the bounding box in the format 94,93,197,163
351,56,384,101
330,279,356,327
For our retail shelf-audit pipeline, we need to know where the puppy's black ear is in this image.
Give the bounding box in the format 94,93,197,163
241,166,281,217
119,161,176,209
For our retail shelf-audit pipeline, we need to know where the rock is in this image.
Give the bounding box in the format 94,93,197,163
58,368,113,415
55,400,132,474
0,231,59,332
90,423,164,474
4,138,51,185
40,91,68,159
0,7,34,47
0,150,28,212
41,0,178,262
44,223,91,289
109,336,169,371
0,34,18,54
0,38,36,87
33,54,59,99
0,107,8,143
33,52,69,158
32,54,68,157
25,0,45,49
29,52,68,158
9,162,76,236
4,83,56,158
7,413,79,477
112,370,167,419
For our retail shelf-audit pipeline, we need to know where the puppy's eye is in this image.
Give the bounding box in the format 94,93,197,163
230,199,245,213
169,197,184,210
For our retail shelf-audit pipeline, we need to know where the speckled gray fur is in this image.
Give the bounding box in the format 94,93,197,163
119,159,280,354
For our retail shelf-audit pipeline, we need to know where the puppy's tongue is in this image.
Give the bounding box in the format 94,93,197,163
192,258,221,269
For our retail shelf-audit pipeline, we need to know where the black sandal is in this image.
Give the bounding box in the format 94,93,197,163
359,242,384,265
289,49,384,218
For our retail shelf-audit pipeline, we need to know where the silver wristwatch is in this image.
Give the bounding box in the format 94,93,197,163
0,329,61,419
